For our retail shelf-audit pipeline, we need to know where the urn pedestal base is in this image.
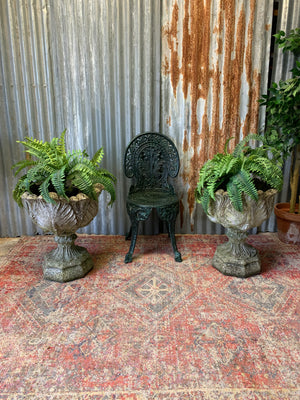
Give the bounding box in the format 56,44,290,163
42,234,93,282
21,187,103,282
212,246,261,278
205,189,278,278
212,229,261,278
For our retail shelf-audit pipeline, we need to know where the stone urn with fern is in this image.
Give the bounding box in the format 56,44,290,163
12,131,116,282
195,135,283,278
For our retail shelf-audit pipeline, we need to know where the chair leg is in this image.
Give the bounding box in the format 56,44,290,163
168,219,182,262
166,222,170,237
125,221,139,263
125,226,132,240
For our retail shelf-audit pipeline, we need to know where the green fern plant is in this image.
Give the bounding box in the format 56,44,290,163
195,134,283,213
259,28,300,213
12,130,116,207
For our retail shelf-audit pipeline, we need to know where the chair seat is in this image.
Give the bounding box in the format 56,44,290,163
127,190,178,208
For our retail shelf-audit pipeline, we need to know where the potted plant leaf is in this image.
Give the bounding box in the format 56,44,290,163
12,130,116,282
259,28,300,245
195,134,283,278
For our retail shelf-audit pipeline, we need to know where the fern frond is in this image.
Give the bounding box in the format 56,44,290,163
212,154,242,177
39,176,56,204
232,134,264,157
198,161,213,188
25,161,54,182
200,188,211,214
245,156,283,190
234,170,258,201
224,137,234,154
12,176,28,207
195,184,202,203
216,154,233,176
44,142,66,167
94,168,117,184
68,160,97,178
95,175,116,204
206,174,221,199
17,137,49,160
198,154,226,185
91,147,104,166
227,178,243,212
22,176,34,193
69,165,94,196
12,159,37,176
57,129,67,155
225,157,241,175
51,166,67,198
67,151,91,170
73,178,94,198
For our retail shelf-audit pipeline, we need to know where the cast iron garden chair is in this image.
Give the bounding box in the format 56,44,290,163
124,132,182,263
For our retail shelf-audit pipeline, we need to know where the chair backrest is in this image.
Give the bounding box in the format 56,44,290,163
124,132,180,192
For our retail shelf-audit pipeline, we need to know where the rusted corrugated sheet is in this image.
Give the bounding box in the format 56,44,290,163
161,0,275,233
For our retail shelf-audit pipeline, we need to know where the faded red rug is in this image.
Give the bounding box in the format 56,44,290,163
0,233,299,399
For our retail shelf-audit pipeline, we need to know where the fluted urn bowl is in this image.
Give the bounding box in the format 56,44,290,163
206,188,277,278
21,184,103,282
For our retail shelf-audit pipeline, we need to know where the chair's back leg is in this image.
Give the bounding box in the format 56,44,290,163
125,221,139,263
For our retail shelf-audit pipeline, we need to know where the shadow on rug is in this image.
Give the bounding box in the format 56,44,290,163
0,233,299,399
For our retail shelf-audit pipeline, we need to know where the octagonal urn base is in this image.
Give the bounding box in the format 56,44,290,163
212,253,261,278
206,189,277,278
212,228,261,278
43,234,93,282
212,236,261,278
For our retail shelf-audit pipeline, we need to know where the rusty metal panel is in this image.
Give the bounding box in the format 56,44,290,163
161,0,275,233
0,0,161,236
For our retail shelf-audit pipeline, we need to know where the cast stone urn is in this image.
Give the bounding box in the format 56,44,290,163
21,184,103,282
206,188,277,278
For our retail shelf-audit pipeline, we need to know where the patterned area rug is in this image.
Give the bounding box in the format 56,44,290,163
0,233,299,399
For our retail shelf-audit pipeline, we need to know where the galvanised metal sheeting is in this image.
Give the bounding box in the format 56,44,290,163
0,0,298,237
0,0,161,236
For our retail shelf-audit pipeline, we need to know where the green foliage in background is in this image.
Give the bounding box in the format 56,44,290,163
259,28,300,213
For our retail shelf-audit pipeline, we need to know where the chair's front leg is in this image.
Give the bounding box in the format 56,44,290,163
125,226,132,241
125,221,139,263
125,204,152,263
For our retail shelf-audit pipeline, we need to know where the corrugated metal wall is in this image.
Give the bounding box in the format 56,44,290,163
0,0,161,236
0,0,299,237
161,0,274,234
